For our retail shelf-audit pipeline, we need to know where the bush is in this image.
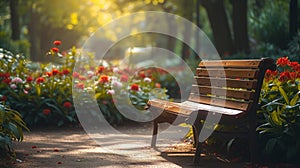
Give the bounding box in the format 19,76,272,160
0,31,30,57
0,104,29,158
0,41,167,127
258,57,300,163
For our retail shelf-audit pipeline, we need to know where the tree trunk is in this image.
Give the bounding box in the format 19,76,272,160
202,0,235,57
181,0,193,60
195,0,201,56
232,0,250,53
9,0,20,40
28,6,41,62
289,0,298,39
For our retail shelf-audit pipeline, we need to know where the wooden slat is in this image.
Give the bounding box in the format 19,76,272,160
149,99,244,116
190,85,254,100
195,77,257,90
188,94,251,111
196,68,258,79
199,60,262,68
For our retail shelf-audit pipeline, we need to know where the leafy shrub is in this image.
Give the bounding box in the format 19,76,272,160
249,1,289,49
0,31,30,57
0,41,167,127
258,57,300,163
0,104,29,158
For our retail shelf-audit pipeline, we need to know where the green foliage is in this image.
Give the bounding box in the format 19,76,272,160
0,31,30,57
0,104,29,158
249,1,289,49
0,46,76,127
258,57,300,163
0,42,168,127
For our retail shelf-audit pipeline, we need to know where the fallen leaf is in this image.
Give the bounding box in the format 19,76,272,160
57,162,62,164
31,146,37,149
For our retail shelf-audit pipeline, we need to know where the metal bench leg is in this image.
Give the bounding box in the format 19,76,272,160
151,120,158,148
249,119,258,163
193,121,202,164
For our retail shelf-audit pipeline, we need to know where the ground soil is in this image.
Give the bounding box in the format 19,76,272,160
0,122,259,168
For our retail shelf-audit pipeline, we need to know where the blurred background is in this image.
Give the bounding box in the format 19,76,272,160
0,0,299,62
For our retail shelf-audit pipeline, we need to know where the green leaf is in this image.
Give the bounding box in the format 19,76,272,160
290,92,299,106
278,86,289,104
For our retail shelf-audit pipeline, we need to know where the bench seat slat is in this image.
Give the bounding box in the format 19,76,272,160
149,99,244,116
195,77,257,90
191,85,254,100
196,68,258,79
199,60,261,68
188,94,251,111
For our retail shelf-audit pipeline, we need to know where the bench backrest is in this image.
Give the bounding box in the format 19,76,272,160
189,58,276,114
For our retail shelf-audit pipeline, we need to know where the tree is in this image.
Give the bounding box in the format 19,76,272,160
9,0,20,40
232,0,250,53
201,0,235,56
289,0,298,39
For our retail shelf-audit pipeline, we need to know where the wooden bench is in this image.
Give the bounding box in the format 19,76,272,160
148,58,276,164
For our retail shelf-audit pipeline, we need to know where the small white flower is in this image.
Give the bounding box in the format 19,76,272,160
143,77,152,83
107,89,115,95
113,67,119,73
11,77,23,83
112,81,123,88
10,84,17,89
111,76,118,82
87,71,94,77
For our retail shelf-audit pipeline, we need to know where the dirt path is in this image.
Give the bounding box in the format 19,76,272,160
3,123,247,168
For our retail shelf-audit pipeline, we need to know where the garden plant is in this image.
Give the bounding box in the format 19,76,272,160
258,57,300,163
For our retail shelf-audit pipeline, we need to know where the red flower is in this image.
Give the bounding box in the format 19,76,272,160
0,72,10,78
26,76,33,82
53,40,62,46
289,62,300,71
72,72,80,78
290,72,297,81
43,109,51,115
130,83,139,91
0,95,7,101
79,75,87,81
139,71,146,78
36,77,45,84
265,69,278,81
52,69,59,75
76,83,85,89
2,78,11,84
99,75,109,83
120,75,128,82
276,57,290,67
62,69,70,75
96,66,105,74
279,71,291,82
46,71,53,77
63,102,72,108
51,47,59,53
155,83,161,88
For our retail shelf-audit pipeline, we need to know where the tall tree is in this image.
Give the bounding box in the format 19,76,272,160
232,0,250,53
289,0,298,39
201,0,235,57
181,0,194,60
9,0,20,40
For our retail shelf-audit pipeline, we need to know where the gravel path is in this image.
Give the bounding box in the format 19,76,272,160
3,123,247,168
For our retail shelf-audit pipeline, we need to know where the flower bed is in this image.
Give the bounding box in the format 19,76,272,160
258,57,300,163
0,41,168,127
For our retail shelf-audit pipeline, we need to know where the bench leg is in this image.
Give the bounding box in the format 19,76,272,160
249,120,258,163
151,120,158,148
193,121,202,164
